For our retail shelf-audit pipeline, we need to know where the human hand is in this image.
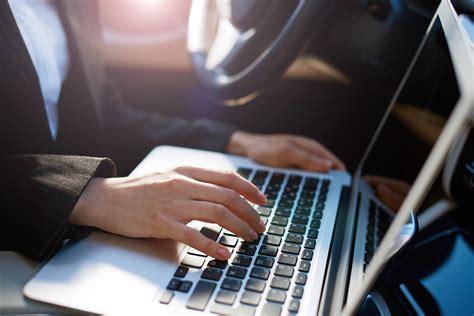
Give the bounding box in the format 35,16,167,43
364,175,411,211
227,131,346,172
70,166,267,260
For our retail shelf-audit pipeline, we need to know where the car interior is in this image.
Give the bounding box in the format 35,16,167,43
1,0,472,315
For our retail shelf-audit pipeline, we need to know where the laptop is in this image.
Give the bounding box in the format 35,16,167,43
23,1,472,315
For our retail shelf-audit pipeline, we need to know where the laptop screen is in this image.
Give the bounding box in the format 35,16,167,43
359,16,459,214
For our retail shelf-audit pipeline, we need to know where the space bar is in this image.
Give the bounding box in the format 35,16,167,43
186,280,216,311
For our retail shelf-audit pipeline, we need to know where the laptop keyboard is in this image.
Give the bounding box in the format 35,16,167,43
161,167,331,315
363,199,392,272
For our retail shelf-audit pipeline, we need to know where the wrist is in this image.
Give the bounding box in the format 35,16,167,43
70,177,107,229
226,130,253,156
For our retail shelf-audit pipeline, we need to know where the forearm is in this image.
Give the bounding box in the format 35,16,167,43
0,154,116,261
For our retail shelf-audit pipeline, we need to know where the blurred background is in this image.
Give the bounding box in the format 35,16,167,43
99,0,437,171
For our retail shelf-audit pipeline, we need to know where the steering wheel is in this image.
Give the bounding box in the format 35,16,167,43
187,0,329,102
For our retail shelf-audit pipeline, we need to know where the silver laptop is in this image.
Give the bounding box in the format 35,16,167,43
24,1,473,315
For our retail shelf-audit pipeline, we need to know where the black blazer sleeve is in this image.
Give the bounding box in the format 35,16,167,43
0,154,116,261
102,79,237,174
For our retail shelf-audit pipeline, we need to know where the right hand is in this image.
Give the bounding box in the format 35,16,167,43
70,166,267,260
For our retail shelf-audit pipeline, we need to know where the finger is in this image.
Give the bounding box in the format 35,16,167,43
284,144,333,172
169,222,231,260
181,179,265,234
364,175,410,195
181,201,259,242
376,184,404,211
290,136,347,171
174,166,266,205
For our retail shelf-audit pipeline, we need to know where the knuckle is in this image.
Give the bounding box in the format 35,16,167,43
183,228,197,243
224,189,239,204
211,204,228,222
168,176,186,189
203,238,214,254
173,166,191,174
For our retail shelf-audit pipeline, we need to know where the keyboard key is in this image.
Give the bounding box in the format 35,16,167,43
210,303,233,315
304,238,316,249
255,255,275,268
288,299,300,313
274,265,294,278
219,235,239,247
267,225,285,236
186,280,216,311
313,210,323,219
278,254,298,266
159,289,174,304
221,277,242,291
202,267,223,281
259,245,279,257
262,303,282,316
181,255,206,268
243,235,261,246
271,216,288,226
240,291,262,306
289,224,306,234
275,208,291,217
257,206,272,217
308,228,319,239
178,281,193,293
270,172,285,182
215,290,236,305
208,260,227,269
266,289,287,303
263,235,282,246
232,255,253,267
223,229,236,236
200,224,222,241
288,175,302,185
226,266,247,279
310,219,321,229
292,214,309,225
278,200,294,208
245,278,266,292
250,267,270,280
254,170,269,180
174,265,188,278
295,207,311,216
167,278,181,290
270,276,291,290
235,305,257,316
281,243,301,255
292,285,304,298
302,249,314,260
187,247,207,257
236,244,257,256
299,261,311,272
237,167,252,179
285,233,303,244
265,199,275,208
295,273,307,285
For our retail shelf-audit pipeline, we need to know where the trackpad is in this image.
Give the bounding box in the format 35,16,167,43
24,232,183,314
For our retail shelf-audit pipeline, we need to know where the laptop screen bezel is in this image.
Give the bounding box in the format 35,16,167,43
333,0,474,314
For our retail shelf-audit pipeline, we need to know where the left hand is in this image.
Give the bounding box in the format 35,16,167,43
364,175,411,211
227,131,346,172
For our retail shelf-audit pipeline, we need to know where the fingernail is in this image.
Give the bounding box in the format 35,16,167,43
217,247,231,259
258,192,267,203
249,229,258,240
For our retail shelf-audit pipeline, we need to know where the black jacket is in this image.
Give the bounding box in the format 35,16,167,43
0,0,235,260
